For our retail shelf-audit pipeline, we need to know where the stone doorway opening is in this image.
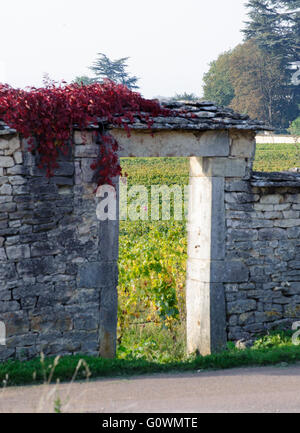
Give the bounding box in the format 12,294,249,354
116,155,189,361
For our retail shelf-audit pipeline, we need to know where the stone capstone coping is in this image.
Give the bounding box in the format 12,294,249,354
0,100,273,135
0,121,16,135
103,101,272,132
141,101,273,132
251,171,300,187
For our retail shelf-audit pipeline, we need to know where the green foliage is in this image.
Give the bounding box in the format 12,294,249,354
204,0,300,128
243,0,300,127
2,336,300,387
117,323,186,363
73,76,94,86
253,143,300,171
243,0,300,61
203,50,234,107
54,396,62,413
118,157,188,352
118,221,187,347
89,53,139,89
288,116,300,136
172,92,199,101
230,40,293,129
253,331,293,350
203,40,297,129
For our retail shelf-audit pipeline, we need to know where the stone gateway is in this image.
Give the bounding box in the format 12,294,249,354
0,100,298,360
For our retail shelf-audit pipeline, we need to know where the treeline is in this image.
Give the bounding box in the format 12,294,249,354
203,0,300,132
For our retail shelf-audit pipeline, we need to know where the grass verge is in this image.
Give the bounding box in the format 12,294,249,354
1,340,300,388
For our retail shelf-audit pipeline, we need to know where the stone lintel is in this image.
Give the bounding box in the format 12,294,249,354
112,129,230,158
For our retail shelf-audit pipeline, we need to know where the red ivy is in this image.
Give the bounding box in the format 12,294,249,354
0,80,170,186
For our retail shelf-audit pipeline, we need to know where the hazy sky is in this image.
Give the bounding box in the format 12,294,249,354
0,0,247,98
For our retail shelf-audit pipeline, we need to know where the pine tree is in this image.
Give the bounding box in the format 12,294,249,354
243,0,300,61
243,0,300,126
89,53,139,90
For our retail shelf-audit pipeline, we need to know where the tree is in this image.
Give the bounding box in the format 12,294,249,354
202,40,296,129
243,0,300,61
73,75,94,86
229,40,292,128
203,51,235,107
243,0,300,124
288,116,300,136
172,92,198,101
89,53,139,89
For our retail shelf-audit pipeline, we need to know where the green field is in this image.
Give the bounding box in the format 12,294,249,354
254,143,300,172
118,143,300,362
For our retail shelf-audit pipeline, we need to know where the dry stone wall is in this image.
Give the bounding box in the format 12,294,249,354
225,172,300,341
1,121,300,361
186,130,300,355
0,129,118,361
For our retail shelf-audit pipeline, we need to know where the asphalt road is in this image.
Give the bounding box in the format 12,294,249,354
1,365,300,413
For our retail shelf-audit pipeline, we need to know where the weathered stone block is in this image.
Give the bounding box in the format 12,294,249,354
186,279,226,356
258,228,287,241
190,156,247,178
0,184,12,195
230,131,256,159
186,259,249,283
78,262,118,288
114,129,230,158
274,219,300,228
188,176,225,260
6,244,31,261
13,151,23,164
73,131,95,145
227,299,256,314
0,156,14,168
260,194,282,205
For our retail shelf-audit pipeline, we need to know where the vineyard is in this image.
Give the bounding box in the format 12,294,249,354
117,143,300,362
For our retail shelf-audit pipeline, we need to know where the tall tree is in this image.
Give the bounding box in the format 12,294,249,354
203,51,235,107
89,53,139,90
243,0,300,61
243,0,300,124
229,40,290,128
202,40,295,129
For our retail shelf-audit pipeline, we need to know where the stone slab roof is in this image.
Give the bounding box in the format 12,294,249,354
0,100,273,135
114,100,273,132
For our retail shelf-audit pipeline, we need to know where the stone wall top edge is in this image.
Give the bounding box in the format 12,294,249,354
0,129,17,137
251,171,300,188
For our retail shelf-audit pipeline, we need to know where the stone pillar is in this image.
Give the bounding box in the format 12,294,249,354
74,131,119,358
186,130,256,355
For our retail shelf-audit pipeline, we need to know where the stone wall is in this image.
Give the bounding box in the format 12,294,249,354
1,123,300,361
225,171,300,341
0,129,118,361
186,130,300,354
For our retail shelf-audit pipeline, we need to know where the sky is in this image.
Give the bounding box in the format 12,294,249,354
0,0,248,99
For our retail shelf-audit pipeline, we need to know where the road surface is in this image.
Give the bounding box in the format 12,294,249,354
1,364,300,413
